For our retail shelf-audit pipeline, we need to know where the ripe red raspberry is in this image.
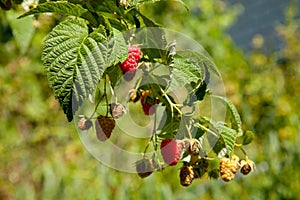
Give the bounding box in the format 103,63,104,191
119,45,141,76
160,139,183,166
140,90,160,115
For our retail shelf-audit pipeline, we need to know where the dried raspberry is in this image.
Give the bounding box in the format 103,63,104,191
135,157,154,178
180,166,195,187
128,89,140,102
184,139,200,155
160,139,183,166
140,90,160,115
219,155,240,182
95,116,115,141
240,159,255,175
119,0,127,7
77,116,92,130
110,103,126,119
119,45,141,79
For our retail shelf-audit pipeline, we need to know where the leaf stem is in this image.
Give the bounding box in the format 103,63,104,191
159,87,182,116
143,110,158,154
185,123,193,139
239,146,247,157
194,122,219,138
89,84,104,119
153,111,158,151
104,75,109,116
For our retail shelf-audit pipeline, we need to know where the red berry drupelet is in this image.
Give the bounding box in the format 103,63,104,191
160,139,183,166
119,46,141,80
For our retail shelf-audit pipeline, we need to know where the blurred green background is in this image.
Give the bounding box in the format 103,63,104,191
1,0,299,199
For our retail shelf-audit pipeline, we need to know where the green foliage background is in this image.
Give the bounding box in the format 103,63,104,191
0,0,299,199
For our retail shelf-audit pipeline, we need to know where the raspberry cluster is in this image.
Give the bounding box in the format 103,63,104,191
220,155,240,182
119,46,141,81
95,116,116,141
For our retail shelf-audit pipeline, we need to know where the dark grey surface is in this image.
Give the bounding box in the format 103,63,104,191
225,0,295,52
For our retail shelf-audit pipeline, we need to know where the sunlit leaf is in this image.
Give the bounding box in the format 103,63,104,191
211,95,243,137
215,123,237,157
18,1,88,18
42,18,127,121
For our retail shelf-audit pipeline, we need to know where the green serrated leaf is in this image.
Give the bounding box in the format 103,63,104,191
211,95,243,137
215,123,237,157
166,49,219,96
42,18,127,121
18,1,88,19
196,117,237,156
129,0,189,11
176,50,220,78
166,57,202,92
105,65,123,88
212,137,226,155
137,10,160,27
42,19,89,121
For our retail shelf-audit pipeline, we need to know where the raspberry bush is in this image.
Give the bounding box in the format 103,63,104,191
17,0,255,186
